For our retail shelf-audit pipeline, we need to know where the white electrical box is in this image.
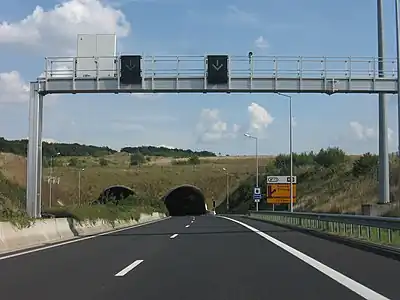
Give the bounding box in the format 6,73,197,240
76,34,117,78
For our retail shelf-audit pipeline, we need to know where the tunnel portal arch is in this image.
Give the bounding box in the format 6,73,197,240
97,185,135,204
163,184,207,216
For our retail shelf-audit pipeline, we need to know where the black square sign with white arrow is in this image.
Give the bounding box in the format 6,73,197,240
120,55,142,85
207,55,228,85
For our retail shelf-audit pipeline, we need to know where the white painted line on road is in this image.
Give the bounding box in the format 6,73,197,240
115,259,144,277
191,220,194,223
0,217,171,261
170,234,178,239
185,225,190,228
220,216,391,300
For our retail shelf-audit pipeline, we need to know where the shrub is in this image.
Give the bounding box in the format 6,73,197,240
171,159,187,165
274,152,315,170
314,147,346,168
130,152,146,166
352,152,378,177
42,157,50,167
188,155,200,165
68,157,78,167
99,158,108,166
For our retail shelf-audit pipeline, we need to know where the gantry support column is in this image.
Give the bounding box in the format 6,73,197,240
26,82,44,218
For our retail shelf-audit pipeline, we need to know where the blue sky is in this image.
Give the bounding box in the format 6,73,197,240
0,0,399,155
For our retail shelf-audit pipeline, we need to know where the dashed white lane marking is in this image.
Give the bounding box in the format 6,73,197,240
185,225,190,228
115,260,144,277
0,217,171,261
191,220,194,223
170,234,178,239
219,216,390,300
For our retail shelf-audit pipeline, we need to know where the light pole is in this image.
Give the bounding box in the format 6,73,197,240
277,93,294,212
377,0,390,204
244,133,259,211
395,0,400,157
78,168,85,206
222,168,230,211
49,152,60,208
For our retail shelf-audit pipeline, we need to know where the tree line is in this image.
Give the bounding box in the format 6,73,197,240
0,137,216,158
121,146,215,158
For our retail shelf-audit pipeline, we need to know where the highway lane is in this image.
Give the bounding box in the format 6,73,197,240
0,215,398,300
233,216,400,300
0,216,189,299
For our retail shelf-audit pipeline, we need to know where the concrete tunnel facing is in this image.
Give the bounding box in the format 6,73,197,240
97,184,207,216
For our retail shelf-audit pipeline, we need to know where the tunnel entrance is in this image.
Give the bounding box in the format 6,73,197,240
163,185,207,216
97,185,135,204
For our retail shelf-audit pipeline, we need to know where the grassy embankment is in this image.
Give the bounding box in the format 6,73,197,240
220,148,400,217
0,151,273,225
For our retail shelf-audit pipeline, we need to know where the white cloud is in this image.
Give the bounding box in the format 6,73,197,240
247,102,274,134
0,70,59,105
255,36,269,50
43,138,58,143
349,121,392,142
225,5,259,27
0,0,130,54
196,108,234,143
158,144,176,149
0,71,29,103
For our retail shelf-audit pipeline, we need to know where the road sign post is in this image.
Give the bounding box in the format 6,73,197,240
253,187,261,211
266,176,297,209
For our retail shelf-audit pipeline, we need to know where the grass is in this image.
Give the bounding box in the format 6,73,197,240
224,152,400,217
293,159,400,215
0,152,274,224
42,153,272,208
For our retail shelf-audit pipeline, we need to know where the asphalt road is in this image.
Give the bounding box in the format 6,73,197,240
0,215,399,300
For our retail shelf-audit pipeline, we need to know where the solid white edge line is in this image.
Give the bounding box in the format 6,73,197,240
115,259,144,277
218,216,391,300
170,234,178,239
0,217,171,261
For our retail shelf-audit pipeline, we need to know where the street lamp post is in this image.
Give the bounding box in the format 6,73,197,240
222,168,229,211
78,168,85,206
244,133,259,211
49,152,60,208
277,93,294,212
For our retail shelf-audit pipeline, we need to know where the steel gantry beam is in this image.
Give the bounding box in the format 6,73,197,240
26,54,399,217
39,55,398,95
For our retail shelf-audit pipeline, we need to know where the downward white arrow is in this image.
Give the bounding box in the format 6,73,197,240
212,60,223,71
125,63,136,71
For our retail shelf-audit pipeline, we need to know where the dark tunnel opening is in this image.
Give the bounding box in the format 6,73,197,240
163,185,207,216
97,185,135,204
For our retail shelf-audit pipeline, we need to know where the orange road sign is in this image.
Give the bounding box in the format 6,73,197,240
266,183,297,204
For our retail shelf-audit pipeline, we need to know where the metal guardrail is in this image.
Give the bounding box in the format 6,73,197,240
41,55,398,79
248,211,400,248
